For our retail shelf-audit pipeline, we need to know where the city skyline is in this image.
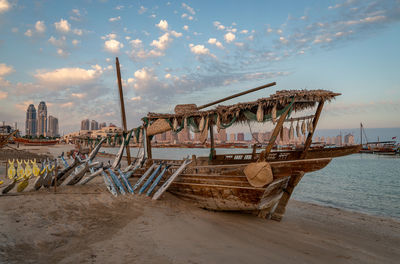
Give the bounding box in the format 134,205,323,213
0,0,399,134
24,101,59,137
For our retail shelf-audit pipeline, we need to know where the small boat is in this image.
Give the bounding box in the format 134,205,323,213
130,82,360,221
13,137,58,146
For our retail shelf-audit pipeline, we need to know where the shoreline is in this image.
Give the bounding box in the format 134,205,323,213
0,183,399,263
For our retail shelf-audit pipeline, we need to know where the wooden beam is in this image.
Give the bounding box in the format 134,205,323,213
300,100,324,159
209,125,215,159
115,57,132,164
270,171,304,221
197,82,276,110
145,129,152,160
259,102,293,161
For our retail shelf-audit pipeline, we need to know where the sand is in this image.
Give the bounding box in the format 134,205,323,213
0,144,399,263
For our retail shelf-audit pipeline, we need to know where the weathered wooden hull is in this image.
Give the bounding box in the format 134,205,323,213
133,157,332,220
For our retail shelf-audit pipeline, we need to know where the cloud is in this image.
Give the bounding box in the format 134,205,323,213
57,48,69,57
115,5,124,10
71,93,86,98
0,63,14,76
131,96,141,101
24,29,33,37
208,38,224,49
0,0,11,13
54,19,71,33
104,39,124,53
72,39,80,46
213,21,225,30
182,3,195,15
240,29,248,34
61,102,74,108
224,32,235,43
181,13,194,20
109,16,121,22
189,44,215,58
73,28,83,36
183,25,189,31
138,5,147,14
150,33,171,50
35,21,46,33
0,90,7,99
171,30,182,37
34,65,103,86
156,20,169,31
48,36,66,47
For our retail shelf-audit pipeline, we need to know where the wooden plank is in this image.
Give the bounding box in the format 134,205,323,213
146,165,170,196
138,163,163,194
300,100,324,159
132,163,157,192
152,159,192,200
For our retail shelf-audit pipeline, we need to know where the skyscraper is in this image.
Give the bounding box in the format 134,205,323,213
25,104,37,136
48,116,59,137
91,120,99,130
81,119,90,130
99,122,107,129
37,101,47,136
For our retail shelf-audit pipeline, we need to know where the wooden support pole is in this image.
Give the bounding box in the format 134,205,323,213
300,100,325,159
115,57,132,165
259,103,293,161
145,129,152,160
209,124,215,159
54,160,58,193
197,82,276,110
270,171,305,221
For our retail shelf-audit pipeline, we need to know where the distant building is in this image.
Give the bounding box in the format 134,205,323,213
47,116,59,137
91,120,99,130
237,133,245,141
229,133,236,142
344,133,354,145
335,135,342,146
109,123,116,127
99,122,107,129
194,132,200,142
155,132,167,142
178,127,191,143
37,101,47,136
25,104,37,136
81,119,90,130
217,129,227,142
166,130,178,144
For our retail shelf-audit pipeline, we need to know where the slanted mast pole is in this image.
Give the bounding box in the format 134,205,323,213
115,57,132,164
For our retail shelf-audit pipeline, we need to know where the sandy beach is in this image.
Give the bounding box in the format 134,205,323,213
0,145,399,263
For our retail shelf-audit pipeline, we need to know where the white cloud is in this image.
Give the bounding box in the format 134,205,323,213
48,36,66,47
115,5,124,10
35,21,46,33
72,39,80,46
71,93,86,98
235,42,244,47
24,29,33,37
104,39,124,53
57,48,68,57
165,73,171,79
182,3,195,15
224,32,235,43
131,96,142,101
61,102,73,108
73,28,83,36
183,25,189,31
138,5,147,14
156,20,169,31
0,63,14,76
213,21,225,30
109,16,121,22
150,33,171,50
171,30,182,37
181,13,193,20
189,43,215,58
0,0,11,14
54,19,71,33
102,33,117,40
130,39,142,47
240,29,248,34
34,66,103,85
0,90,7,99
208,38,224,49
279,36,288,44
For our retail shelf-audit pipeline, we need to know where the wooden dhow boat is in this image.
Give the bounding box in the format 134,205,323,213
130,82,359,221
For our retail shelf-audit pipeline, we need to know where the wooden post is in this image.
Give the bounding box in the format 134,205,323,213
145,129,152,160
270,171,304,221
209,125,215,159
115,57,132,165
54,160,58,193
259,103,293,161
300,100,324,159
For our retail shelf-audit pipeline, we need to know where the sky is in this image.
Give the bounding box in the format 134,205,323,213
0,0,399,135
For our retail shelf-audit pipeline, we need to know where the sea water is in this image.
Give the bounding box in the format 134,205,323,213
105,148,400,220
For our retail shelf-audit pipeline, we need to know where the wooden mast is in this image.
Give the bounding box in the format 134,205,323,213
300,100,325,159
197,82,276,110
115,57,132,164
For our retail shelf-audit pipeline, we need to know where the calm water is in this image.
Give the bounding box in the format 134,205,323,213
105,148,400,219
